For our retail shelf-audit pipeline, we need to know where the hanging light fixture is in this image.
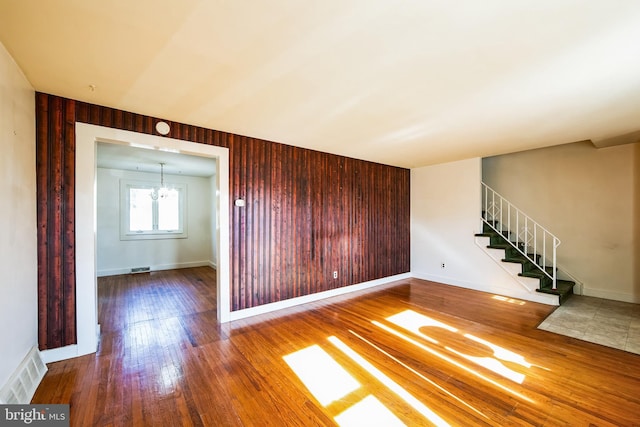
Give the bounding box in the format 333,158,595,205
150,162,169,200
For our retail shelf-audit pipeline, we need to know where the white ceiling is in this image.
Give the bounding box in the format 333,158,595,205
97,143,216,177
1,1,640,168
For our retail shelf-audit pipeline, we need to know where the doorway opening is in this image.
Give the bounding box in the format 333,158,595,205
74,123,230,358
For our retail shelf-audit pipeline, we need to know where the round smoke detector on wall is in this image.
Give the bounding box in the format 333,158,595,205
155,121,170,135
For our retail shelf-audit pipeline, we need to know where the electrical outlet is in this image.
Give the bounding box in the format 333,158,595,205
333,271,338,279
441,262,445,269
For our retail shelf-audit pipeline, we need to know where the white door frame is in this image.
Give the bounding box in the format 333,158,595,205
71,123,230,359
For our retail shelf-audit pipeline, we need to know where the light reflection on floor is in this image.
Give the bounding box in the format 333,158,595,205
283,344,360,406
385,310,457,344
334,395,405,427
387,310,531,384
283,308,538,425
492,295,526,305
443,347,525,384
348,330,489,421
329,336,450,427
464,333,532,368
159,364,182,394
118,317,188,397
373,320,533,402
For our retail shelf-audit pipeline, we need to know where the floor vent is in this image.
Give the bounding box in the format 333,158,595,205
0,346,48,404
131,266,151,274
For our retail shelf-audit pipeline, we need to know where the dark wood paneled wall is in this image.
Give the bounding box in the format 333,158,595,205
36,95,77,349
35,92,410,349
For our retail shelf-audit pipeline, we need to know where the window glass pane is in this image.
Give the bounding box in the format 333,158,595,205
158,189,180,231
121,180,186,240
129,188,153,231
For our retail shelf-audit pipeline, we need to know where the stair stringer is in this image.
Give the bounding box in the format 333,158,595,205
475,235,559,305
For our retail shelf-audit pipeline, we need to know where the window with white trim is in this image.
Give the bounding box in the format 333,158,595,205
120,180,187,240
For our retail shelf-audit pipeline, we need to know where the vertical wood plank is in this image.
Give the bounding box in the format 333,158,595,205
48,95,64,349
63,99,77,343
36,93,50,349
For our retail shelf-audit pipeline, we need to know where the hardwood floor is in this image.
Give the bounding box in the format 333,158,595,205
32,267,640,426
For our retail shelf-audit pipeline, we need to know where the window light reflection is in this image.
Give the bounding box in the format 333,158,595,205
464,334,532,368
385,310,533,385
444,347,526,384
386,310,457,344
158,364,181,395
492,295,526,305
373,321,534,403
335,395,405,427
348,330,488,420
283,344,360,406
328,336,450,427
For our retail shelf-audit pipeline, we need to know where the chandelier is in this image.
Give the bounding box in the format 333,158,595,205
150,162,170,200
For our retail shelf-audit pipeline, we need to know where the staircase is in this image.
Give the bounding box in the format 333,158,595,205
476,183,576,305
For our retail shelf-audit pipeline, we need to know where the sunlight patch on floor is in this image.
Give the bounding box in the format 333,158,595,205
492,295,526,305
282,308,540,424
444,347,525,384
334,395,405,427
328,336,450,427
464,334,532,368
283,344,360,406
374,320,533,403
348,330,489,421
385,310,531,385
386,310,457,345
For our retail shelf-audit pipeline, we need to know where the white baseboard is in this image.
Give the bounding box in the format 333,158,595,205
97,260,212,277
40,345,80,364
41,322,100,364
582,287,639,303
0,346,48,404
412,271,559,306
228,273,412,321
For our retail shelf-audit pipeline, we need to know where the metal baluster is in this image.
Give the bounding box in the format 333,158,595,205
516,210,519,249
508,202,511,244
553,241,557,290
492,190,495,231
500,197,503,238
542,232,548,272
533,225,537,265
524,217,528,255
481,182,561,294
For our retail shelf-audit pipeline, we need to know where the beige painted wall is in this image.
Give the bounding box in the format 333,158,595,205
411,158,555,303
483,141,638,303
0,42,37,388
96,168,214,276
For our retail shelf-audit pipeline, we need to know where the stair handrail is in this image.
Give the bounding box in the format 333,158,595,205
481,182,561,290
